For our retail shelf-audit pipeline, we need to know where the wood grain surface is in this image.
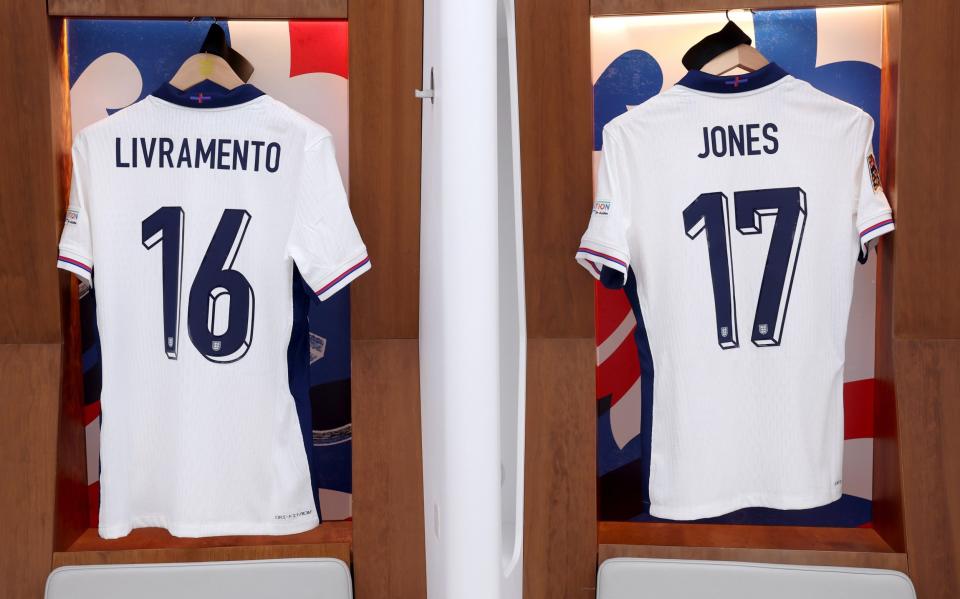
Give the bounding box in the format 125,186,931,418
599,520,908,573
516,0,595,339
53,542,351,568
592,0,896,16
599,544,908,573
0,6,63,343
893,0,960,338
0,344,65,598
0,5,70,598
351,339,427,599
889,4,960,596
522,338,598,599
348,2,426,597
62,521,351,551
894,339,960,599
871,2,905,555
349,0,424,340
599,521,900,552
47,0,347,18
53,277,91,554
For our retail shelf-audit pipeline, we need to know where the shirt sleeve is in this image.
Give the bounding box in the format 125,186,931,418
854,114,894,256
57,142,95,287
576,126,632,284
287,135,370,301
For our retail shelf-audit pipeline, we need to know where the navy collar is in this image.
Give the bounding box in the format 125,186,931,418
151,81,265,108
677,62,789,94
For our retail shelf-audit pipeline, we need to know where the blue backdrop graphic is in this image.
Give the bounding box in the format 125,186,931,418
594,10,880,158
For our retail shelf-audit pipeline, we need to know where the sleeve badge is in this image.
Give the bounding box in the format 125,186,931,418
593,200,611,215
867,154,882,191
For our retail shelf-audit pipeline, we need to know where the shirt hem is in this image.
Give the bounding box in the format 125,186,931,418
649,487,842,521
98,515,320,540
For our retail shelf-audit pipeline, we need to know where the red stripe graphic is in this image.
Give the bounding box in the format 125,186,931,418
289,20,349,79
843,378,875,439
82,400,101,427
315,256,369,296
58,255,92,273
577,247,627,268
597,333,640,406
860,219,893,237
596,282,632,343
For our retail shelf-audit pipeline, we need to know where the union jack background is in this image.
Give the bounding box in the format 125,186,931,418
592,7,884,526
67,18,353,525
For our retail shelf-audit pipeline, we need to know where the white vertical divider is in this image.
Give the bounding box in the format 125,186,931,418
419,1,503,598
497,0,526,597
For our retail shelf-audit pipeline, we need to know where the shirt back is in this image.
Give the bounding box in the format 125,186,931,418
57,82,370,538
577,64,894,520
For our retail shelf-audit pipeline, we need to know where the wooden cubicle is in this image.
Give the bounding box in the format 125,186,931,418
515,1,960,598
0,2,425,598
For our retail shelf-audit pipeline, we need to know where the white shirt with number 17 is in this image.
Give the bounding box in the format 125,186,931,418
577,64,893,521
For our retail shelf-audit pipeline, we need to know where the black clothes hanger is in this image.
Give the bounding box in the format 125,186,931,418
199,21,255,83
681,15,753,72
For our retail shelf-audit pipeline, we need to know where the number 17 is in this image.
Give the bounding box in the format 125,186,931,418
683,186,807,349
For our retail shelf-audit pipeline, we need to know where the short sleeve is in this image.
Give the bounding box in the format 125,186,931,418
57,142,95,287
854,114,894,255
576,126,632,284
287,135,370,301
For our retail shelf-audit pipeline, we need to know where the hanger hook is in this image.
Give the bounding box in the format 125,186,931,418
725,9,731,21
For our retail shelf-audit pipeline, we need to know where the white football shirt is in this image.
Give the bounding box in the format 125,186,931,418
577,64,894,520
57,82,369,538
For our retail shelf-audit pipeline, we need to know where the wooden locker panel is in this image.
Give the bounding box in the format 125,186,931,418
348,0,423,340
871,1,905,555
599,543,907,573
516,0,595,340
52,541,352,568
599,522,907,571
349,2,426,596
47,0,347,18
52,523,353,567
0,3,69,599
591,0,897,17
516,0,597,596
893,0,960,339
0,344,64,598
0,4,64,344
54,276,92,554
351,339,427,599
894,338,960,599
523,338,597,599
